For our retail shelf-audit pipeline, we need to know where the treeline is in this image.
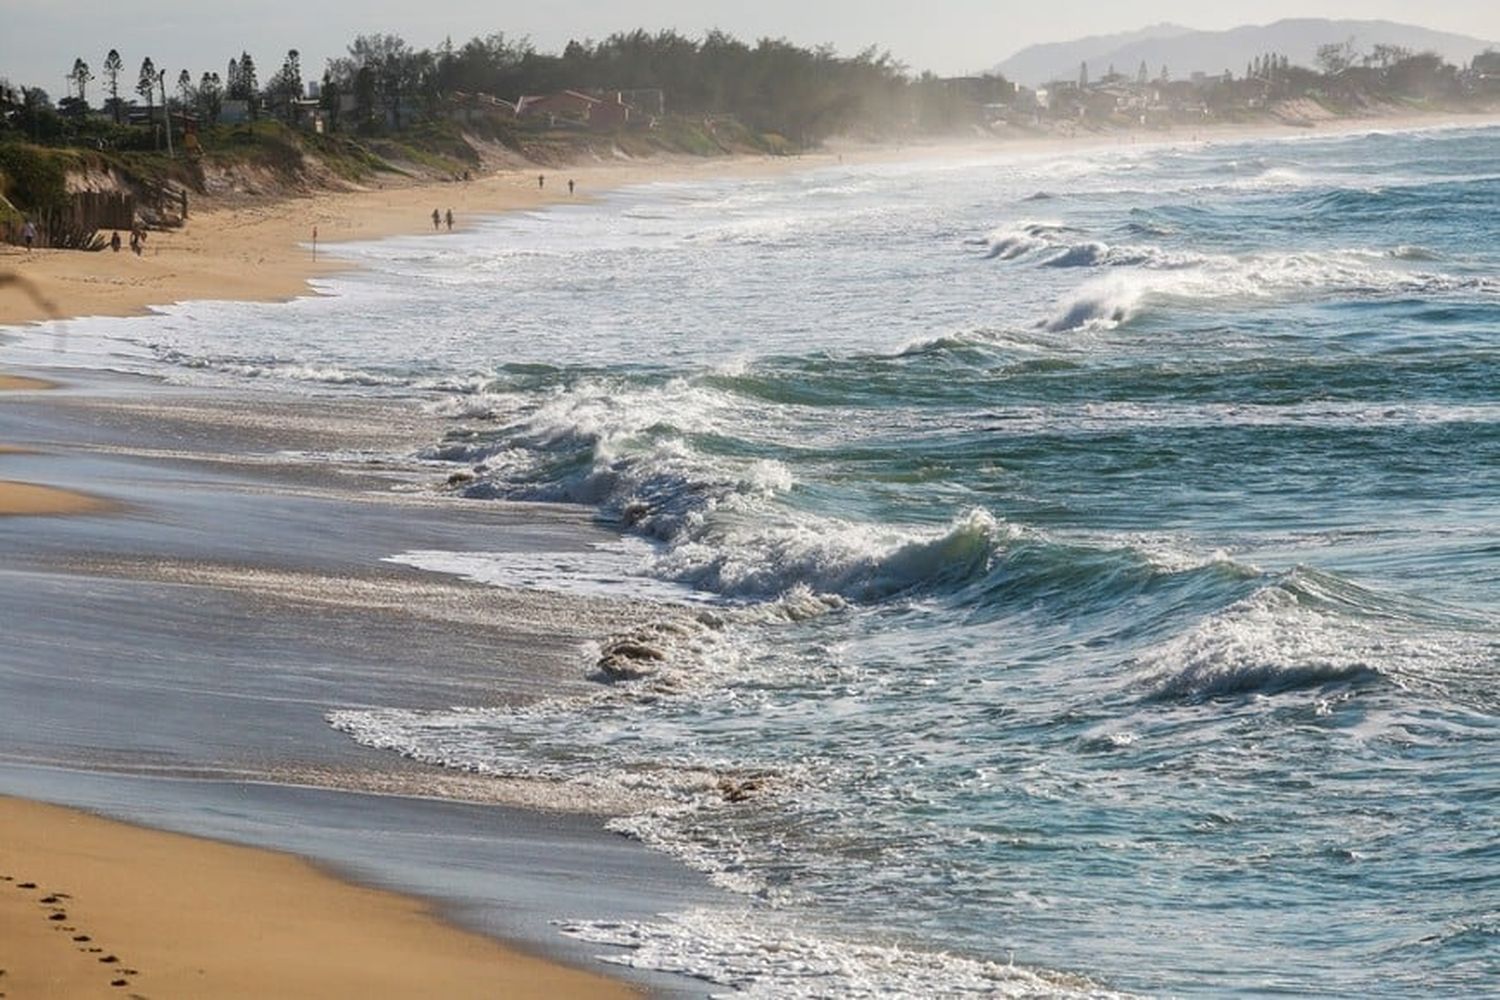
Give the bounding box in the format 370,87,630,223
315,29,976,141
3,29,1006,147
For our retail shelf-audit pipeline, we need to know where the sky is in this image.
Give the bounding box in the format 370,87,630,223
3,0,1499,95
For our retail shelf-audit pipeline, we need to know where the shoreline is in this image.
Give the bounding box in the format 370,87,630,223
0,794,636,999
0,366,716,995
2,105,1497,331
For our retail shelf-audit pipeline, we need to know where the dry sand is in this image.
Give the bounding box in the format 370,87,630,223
0,796,635,999
0,480,112,517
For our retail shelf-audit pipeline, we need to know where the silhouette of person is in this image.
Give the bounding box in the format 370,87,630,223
537,174,545,189
432,208,441,231
568,179,575,195
445,208,453,231
110,230,121,252
21,219,36,251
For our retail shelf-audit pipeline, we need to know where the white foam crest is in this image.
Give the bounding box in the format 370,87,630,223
1043,273,1158,332
982,220,1072,260
387,541,715,606
558,909,1132,999
1042,246,1495,331
650,507,1012,601
529,376,736,445
1040,241,1205,271
1132,577,1489,703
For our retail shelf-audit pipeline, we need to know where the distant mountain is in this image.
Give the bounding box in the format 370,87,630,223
995,19,1498,86
991,23,1194,87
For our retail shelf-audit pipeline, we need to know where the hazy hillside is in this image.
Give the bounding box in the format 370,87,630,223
997,18,1497,85
991,23,1194,87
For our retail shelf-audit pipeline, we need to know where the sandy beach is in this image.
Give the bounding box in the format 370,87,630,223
0,795,635,998
1,106,1497,996
0,151,848,328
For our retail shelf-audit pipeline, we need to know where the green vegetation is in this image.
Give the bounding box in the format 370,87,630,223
0,143,75,215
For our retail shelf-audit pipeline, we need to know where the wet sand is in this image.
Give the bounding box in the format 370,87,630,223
0,795,636,999
0,371,716,995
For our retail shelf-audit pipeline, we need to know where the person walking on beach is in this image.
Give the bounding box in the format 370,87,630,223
21,219,36,251
129,228,142,256
432,208,441,231
568,179,575,196
110,230,122,253
445,208,453,231
537,174,545,190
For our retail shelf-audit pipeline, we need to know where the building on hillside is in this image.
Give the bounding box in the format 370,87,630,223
514,90,644,130
515,90,600,122
617,88,665,117
219,99,250,124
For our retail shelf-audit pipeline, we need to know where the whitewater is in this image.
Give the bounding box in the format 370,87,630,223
9,124,1498,996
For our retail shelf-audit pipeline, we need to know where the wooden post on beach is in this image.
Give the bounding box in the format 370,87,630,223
158,71,175,160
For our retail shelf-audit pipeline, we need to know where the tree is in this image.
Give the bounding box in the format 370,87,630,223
318,71,341,131
226,51,259,117
267,49,302,120
352,64,376,129
1079,61,1088,89
69,58,93,106
1317,39,1357,75
176,69,194,109
136,56,156,116
1370,44,1411,69
327,34,417,129
197,71,223,124
1138,60,1148,86
102,49,123,122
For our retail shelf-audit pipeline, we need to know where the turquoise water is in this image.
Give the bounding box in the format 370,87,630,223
15,125,1499,996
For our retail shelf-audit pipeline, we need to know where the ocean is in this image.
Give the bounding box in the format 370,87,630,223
9,124,1498,996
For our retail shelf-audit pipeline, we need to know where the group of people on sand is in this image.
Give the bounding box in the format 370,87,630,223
17,219,146,256
428,175,578,233
108,228,146,255
535,174,578,195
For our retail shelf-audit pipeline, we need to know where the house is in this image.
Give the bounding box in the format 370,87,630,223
515,90,600,122
514,90,642,130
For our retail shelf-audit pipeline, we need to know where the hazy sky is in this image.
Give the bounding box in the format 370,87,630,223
4,1,1498,94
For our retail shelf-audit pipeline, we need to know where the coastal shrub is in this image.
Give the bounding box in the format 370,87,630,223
0,143,71,214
